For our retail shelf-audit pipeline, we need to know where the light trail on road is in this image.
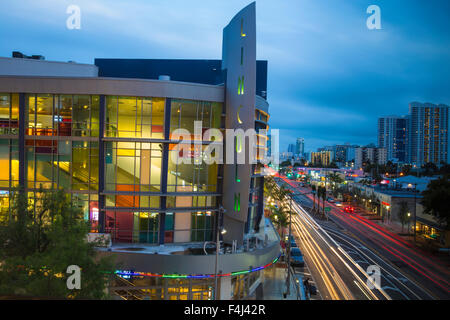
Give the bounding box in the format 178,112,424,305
276,175,450,299
290,200,390,300
321,225,429,300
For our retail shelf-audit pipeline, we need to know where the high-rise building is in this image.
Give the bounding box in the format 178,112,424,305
408,102,449,166
287,143,295,154
378,116,408,162
345,145,358,162
355,147,387,169
0,3,280,300
310,151,333,166
295,137,304,157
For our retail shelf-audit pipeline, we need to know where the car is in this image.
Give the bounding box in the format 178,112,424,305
290,247,304,267
290,238,298,248
327,197,335,203
335,201,343,207
344,206,354,213
285,235,297,248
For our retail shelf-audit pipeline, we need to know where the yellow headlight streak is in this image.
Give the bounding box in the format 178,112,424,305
292,217,351,300
291,200,391,300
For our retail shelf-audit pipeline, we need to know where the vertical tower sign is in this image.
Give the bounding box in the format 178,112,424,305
221,2,256,244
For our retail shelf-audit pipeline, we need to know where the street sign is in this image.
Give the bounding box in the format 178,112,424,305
325,207,331,212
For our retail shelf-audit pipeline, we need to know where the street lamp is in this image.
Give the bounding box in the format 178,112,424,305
214,205,226,300
413,183,417,243
407,212,411,234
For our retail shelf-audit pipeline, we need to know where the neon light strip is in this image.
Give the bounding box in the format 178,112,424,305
114,253,282,280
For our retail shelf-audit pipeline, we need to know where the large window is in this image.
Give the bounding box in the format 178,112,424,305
104,210,160,244
0,138,18,222
72,141,99,191
25,139,98,191
105,194,160,209
166,196,216,209
71,193,99,229
190,212,213,242
105,96,164,138
167,144,218,193
133,212,159,243
105,142,162,193
26,94,100,137
0,93,19,135
0,139,19,189
170,100,222,140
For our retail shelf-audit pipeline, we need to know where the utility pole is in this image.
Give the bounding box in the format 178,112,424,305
413,183,417,243
215,206,225,300
286,195,293,296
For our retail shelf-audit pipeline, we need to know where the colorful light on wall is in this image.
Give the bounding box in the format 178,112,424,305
114,254,281,279
234,193,241,212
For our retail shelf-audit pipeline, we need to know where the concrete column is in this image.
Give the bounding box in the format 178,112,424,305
220,276,232,300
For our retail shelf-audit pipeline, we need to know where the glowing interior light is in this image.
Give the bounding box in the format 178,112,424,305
236,135,242,153
235,165,240,182
238,76,244,95
91,208,99,221
241,18,246,37
234,193,241,212
237,105,243,124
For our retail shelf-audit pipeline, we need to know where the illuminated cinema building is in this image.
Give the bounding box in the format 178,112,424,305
0,3,281,299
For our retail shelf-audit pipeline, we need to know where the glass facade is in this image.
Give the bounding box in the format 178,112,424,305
0,92,222,244
105,96,164,138
111,276,215,300
105,141,162,193
0,93,19,135
170,99,222,140
0,94,20,222
167,144,218,193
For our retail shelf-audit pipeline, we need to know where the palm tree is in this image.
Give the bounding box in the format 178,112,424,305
318,186,326,218
311,185,317,212
275,185,291,203
269,205,289,239
316,186,322,216
264,176,277,199
398,201,410,233
327,172,344,191
303,174,311,185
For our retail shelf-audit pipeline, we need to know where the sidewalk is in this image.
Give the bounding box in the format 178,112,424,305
260,262,301,300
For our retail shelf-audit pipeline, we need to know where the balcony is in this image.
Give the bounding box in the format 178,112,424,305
95,218,281,276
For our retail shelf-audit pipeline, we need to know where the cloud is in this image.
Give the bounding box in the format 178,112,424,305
0,0,448,153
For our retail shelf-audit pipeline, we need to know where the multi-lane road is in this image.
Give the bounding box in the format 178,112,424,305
276,175,450,300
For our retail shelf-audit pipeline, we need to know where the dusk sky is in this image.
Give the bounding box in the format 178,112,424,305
1,0,449,153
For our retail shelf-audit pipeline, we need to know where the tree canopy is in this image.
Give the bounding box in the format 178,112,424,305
421,176,450,230
0,189,115,299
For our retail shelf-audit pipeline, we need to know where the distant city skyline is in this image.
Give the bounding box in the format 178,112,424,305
0,0,449,152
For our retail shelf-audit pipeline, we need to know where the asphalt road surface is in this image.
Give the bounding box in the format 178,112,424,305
276,176,450,300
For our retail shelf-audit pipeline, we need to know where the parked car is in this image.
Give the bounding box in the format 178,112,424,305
290,238,298,248
285,235,297,248
290,247,304,267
